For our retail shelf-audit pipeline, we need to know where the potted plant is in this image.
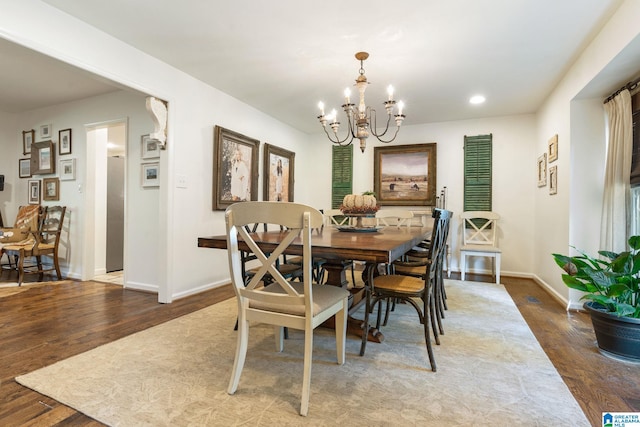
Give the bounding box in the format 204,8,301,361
552,236,640,362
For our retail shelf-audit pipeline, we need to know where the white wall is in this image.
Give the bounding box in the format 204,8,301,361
535,0,640,306
304,114,537,277
0,0,311,302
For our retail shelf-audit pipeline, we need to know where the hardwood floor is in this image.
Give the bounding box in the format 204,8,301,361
0,273,637,426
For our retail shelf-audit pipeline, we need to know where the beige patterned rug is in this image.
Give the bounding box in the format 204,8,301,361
16,280,589,426
0,280,63,298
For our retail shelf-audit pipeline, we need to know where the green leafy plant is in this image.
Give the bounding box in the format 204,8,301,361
552,236,640,318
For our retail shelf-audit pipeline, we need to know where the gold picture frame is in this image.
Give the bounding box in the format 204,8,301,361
43,177,60,201
549,165,558,195
263,143,294,202
373,143,437,206
537,153,547,187
548,134,558,163
212,126,259,210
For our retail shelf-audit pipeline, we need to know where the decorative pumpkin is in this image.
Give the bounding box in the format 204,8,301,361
340,194,379,214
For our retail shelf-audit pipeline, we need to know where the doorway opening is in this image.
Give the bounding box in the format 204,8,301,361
85,120,127,286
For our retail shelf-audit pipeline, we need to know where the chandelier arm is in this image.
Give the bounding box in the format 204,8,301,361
373,125,401,144
322,123,355,146
368,107,394,139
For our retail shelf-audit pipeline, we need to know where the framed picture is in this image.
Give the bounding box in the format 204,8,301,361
263,143,295,202
373,143,437,206
39,123,53,140
142,162,160,187
537,153,547,187
30,140,55,175
43,177,60,201
548,134,558,163
141,134,160,159
59,128,72,155
60,158,76,181
28,179,41,205
22,129,34,155
19,158,32,178
212,125,259,210
549,165,558,195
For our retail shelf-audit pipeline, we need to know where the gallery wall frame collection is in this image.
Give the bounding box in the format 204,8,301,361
539,134,558,195
18,124,73,202
140,134,161,189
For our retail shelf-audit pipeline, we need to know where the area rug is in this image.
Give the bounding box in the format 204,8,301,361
16,280,589,426
0,280,62,298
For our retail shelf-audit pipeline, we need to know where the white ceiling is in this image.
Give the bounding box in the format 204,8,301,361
1,0,631,133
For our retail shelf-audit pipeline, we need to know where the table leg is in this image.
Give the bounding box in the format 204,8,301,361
322,259,384,343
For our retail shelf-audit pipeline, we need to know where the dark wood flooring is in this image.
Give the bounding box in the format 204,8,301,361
0,272,638,426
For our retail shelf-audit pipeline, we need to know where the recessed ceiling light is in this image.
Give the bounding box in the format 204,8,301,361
469,95,486,105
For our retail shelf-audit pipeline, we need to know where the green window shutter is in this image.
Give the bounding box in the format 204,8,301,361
331,145,353,208
463,134,492,212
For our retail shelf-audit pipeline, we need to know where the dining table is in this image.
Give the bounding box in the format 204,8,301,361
198,224,432,342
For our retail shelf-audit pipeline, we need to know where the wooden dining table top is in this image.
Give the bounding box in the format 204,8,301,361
198,225,432,264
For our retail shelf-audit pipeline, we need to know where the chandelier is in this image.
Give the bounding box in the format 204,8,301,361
317,52,405,153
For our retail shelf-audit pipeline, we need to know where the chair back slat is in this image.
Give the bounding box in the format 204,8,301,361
376,209,414,228
460,211,499,246
226,201,323,313
324,209,349,226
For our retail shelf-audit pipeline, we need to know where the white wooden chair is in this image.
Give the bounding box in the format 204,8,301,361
459,211,501,283
375,209,414,228
225,201,349,416
323,208,350,226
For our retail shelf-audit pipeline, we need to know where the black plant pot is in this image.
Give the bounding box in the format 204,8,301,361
584,301,640,362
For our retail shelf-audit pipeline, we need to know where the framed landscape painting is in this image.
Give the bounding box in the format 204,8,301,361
263,143,294,202
373,143,437,206
212,125,259,210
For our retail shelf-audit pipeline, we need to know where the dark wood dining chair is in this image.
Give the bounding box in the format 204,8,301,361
392,208,453,342
360,208,452,372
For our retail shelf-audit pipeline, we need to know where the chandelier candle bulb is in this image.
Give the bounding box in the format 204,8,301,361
318,101,325,116
344,88,351,104
387,85,394,101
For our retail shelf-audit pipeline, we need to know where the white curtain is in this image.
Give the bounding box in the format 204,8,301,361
600,89,633,253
